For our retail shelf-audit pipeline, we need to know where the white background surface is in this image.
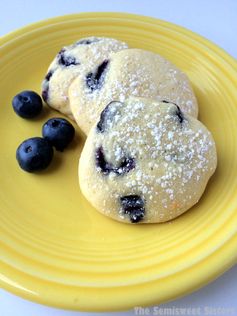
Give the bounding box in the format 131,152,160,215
1,1,237,315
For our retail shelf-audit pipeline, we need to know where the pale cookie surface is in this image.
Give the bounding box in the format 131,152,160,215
41,37,128,118
69,49,198,134
79,97,217,224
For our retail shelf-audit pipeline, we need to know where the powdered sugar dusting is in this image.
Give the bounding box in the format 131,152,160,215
42,37,128,116
70,49,198,134
90,97,216,221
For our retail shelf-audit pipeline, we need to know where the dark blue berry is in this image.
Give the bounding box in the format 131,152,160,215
12,91,43,118
45,71,53,81
76,38,99,45
16,137,53,172
95,146,113,175
162,100,184,124
42,89,48,102
86,60,109,92
42,71,53,102
97,101,122,133
95,146,135,175
42,118,75,151
116,157,136,175
120,195,145,223
175,105,184,124
57,49,79,67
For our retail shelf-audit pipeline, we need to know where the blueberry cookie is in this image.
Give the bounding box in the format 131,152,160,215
69,49,198,134
79,97,217,224
41,37,128,118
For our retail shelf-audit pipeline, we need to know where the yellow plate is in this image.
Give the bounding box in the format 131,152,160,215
0,12,237,312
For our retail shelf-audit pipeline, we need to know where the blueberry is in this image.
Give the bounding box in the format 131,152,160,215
95,146,135,175
95,146,113,175
97,101,122,133
57,49,79,67
128,208,145,223
12,90,43,118
175,105,184,124
42,89,49,103
42,118,75,151
76,38,99,45
16,137,53,172
116,157,136,175
120,195,145,223
86,60,109,92
42,71,54,102
45,71,53,81
162,100,184,124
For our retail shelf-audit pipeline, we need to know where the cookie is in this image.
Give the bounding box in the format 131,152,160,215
79,97,217,224
41,37,128,118
69,48,198,134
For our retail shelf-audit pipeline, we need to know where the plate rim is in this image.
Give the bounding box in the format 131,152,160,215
0,12,236,65
1,12,237,312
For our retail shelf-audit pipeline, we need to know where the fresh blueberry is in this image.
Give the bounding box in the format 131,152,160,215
97,101,122,133
12,90,43,118
86,60,109,92
120,195,145,223
95,146,135,175
16,137,53,172
42,118,75,151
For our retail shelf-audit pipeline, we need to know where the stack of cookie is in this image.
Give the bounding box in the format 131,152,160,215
42,37,217,224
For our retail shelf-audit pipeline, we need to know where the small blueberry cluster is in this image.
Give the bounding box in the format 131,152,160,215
12,91,75,172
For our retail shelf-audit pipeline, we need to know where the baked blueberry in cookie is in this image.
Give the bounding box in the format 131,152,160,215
79,96,217,224
45,71,53,81
96,101,122,133
120,195,145,223
162,100,184,124
69,48,199,135
95,146,135,175
76,38,100,45
57,49,80,67
175,105,184,124
86,60,109,92
41,37,128,118
95,146,113,175
42,71,54,102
